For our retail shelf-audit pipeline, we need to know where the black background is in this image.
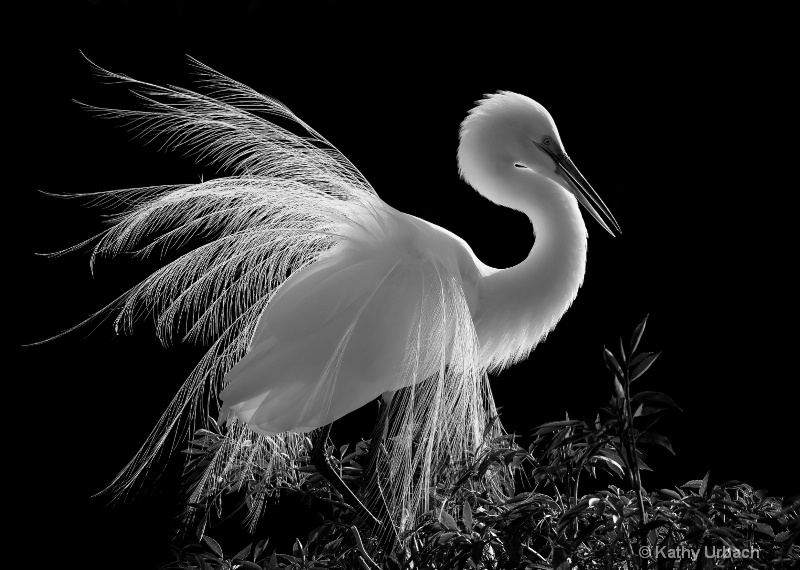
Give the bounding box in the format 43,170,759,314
13,1,796,568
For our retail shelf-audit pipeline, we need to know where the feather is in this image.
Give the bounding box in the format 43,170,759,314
61,56,504,532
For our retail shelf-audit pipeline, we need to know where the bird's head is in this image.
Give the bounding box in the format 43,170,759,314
458,91,619,236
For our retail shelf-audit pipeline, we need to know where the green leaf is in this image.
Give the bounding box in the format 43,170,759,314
462,500,473,533
629,351,654,368
706,527,735,540
237,562,262,570
322,537,342,554
595,450,625,477
630,352,661,382
631,391,682,411
268,551,278,569
614,377,625,398
293,538,305,560
191,553,207,570
234,544,252,560
504,492,531,505
544,426,571,454
203,535,224,558
566,499,592,517
659,489,682,500
533,419,582,435
196,513,208,542
633,405,669,419
630,314,649,354
699,469,711,498
637,432,675,454
619,337,626,364
632,518,672,537
482,414,500,440
440,511,459,532
253,538,269,561
754,522,775,537
604,347,623,378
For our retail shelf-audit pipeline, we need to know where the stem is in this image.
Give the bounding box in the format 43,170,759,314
623,363,647,570
564,424,579,537
623,370,647,526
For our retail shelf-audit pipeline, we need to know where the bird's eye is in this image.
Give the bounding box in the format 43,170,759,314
542,136,552,146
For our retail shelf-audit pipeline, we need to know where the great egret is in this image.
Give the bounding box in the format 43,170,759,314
54,57,619,539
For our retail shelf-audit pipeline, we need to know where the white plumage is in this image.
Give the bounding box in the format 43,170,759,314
61,59,618,531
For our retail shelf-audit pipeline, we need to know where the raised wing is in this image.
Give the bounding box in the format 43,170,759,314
51,57,504,531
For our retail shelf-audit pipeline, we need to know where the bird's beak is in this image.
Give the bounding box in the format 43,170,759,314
535,142,621,236
557,154,620,236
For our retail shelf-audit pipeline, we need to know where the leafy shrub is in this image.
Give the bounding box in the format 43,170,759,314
162,317,799,569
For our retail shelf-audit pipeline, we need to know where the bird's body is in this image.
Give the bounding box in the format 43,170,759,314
219,206,482,434
219,172,589,435
219,92,610,437
60,60,618,530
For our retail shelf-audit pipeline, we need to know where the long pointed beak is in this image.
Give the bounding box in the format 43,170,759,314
549,151,621,237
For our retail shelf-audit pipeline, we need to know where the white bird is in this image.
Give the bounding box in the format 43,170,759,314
58,58,619,536
218,91,617,433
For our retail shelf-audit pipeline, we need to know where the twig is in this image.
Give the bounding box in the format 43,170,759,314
525,544,548,563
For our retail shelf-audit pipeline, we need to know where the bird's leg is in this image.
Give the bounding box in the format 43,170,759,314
311,422,380,526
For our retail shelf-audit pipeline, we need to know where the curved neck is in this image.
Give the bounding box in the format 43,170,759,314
474,168,588,370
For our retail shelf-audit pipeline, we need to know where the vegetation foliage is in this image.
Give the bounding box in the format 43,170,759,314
159,317,798,569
